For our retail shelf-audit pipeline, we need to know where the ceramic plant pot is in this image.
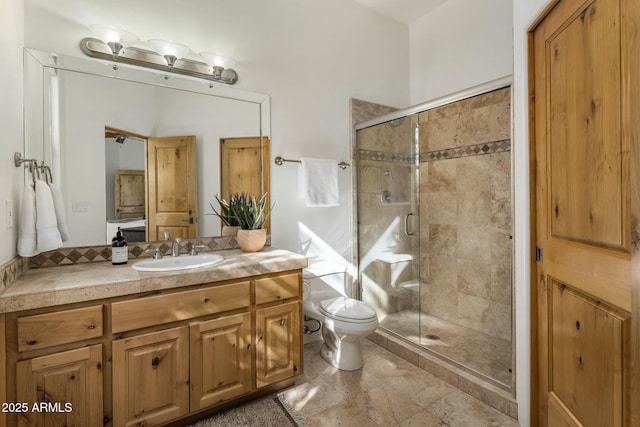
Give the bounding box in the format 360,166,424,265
236,228,267,252
221,225,240,236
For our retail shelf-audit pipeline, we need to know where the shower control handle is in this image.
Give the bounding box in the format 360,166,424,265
405,212,415,236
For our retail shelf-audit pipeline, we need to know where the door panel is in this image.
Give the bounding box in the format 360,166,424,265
147,136,197,240
547,0,624,249
530,0,640,425
549,280,626,426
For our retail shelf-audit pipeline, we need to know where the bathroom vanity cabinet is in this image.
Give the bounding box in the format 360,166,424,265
1,267,303,427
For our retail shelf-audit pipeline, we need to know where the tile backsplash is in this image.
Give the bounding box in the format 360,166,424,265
0,235,270,290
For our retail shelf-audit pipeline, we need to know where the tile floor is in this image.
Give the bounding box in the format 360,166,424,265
280,340,520,426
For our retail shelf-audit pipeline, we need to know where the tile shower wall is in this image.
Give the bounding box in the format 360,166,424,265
418,87,512,341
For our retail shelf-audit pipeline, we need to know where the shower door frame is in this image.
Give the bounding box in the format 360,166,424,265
351,75,516,394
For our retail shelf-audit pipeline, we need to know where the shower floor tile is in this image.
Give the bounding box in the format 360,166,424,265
379,310,512,387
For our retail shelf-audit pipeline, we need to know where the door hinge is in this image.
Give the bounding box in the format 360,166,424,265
536,246,543,262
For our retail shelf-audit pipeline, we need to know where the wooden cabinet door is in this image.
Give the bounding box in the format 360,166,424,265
112,326,189,426
16,344,103,427
530,0,640,425
255,302,301,388
146,136,197,240
115,169,145,219
190,312,252,410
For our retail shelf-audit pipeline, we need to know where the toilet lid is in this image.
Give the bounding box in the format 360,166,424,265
319,297,377,323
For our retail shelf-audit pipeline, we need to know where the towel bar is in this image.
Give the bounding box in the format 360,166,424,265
274,156,350,170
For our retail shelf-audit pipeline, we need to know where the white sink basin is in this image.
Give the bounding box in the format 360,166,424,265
132,254,224,272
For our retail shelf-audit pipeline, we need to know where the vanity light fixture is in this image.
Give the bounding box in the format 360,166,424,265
89,24,139,58
80,26,239,85
148,39,190,68
200,52,237,79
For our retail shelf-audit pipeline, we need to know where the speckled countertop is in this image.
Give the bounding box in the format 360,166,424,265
0,247,307,314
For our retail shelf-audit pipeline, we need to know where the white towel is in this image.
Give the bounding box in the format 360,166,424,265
17,184,39,257
35,179,63,252
298,158,339,207
49,182,69,241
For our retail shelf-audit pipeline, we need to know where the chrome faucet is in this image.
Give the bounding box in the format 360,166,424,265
171,238,182,257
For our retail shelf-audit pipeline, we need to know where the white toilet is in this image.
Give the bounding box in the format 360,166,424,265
303,279,378,371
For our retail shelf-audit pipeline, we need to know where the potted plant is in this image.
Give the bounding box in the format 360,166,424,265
209,194,241,236
230,192,271,252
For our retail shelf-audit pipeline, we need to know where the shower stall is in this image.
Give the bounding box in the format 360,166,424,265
354,80,514,390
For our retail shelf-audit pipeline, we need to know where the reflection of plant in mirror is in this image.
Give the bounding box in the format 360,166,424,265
229,193,271,230
208,194,241,227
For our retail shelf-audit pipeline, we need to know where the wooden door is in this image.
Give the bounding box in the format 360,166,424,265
530,0,640,425
16,344,103,427
112,326,189,426
147,136,197,240
255,301,301,388
220,137,270,232
189,312,252,410
115,169,145,219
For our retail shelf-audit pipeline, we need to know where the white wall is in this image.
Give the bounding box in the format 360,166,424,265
21,0,410,269
409,0,513,104
0,0,25,265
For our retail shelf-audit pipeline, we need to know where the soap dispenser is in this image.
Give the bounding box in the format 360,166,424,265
112,227,128,265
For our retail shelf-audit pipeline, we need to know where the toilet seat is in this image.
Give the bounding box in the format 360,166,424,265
319,297,377,324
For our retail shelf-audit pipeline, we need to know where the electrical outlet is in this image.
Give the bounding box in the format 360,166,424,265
5,199,13,229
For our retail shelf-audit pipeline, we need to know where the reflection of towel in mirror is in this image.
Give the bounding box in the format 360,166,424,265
49,182,69,241
298,158,339,207
35,179,63,252
17,184,38,257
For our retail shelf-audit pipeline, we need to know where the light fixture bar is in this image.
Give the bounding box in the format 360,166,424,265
79,37,238,85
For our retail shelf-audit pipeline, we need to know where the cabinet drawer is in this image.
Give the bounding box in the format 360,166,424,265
17,305,103,352
255,273,300,305
112,281,250,333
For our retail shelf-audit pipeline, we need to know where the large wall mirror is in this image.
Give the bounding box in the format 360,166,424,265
23,48,270,248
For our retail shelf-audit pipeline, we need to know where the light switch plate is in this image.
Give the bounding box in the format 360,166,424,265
5,199,13,229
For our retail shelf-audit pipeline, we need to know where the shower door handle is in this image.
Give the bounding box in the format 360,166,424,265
405,212,415,236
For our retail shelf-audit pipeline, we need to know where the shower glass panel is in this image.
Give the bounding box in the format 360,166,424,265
357,114,421,344
356,86,513,389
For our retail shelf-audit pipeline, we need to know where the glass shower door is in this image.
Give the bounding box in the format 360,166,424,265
356,114,421,343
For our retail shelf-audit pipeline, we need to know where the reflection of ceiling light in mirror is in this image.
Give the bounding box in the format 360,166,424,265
148,39,190,68
90,24,139,58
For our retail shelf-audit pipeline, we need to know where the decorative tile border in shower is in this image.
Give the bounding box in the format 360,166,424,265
26,235,271,269
359,139,510,166
420,139,511,163
359,149,415,164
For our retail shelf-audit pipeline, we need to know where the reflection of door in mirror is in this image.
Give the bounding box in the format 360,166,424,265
147,136,198,240
220,137,271,233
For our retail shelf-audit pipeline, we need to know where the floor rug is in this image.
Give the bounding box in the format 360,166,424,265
187,395,307,427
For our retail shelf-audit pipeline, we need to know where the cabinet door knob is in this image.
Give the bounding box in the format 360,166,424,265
151,356,161,368
87,324,96,330
280,319,286,326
